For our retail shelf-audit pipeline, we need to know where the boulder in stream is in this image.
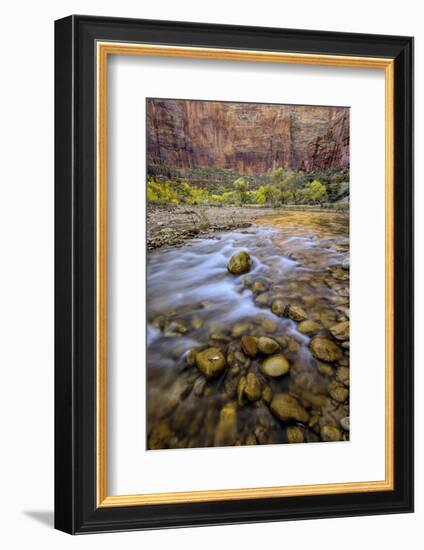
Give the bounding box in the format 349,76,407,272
195,347,226,379
227,250,251,275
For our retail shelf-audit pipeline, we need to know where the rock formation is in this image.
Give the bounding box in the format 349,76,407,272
147,99,349,175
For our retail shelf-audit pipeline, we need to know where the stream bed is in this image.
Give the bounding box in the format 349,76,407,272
146,211,350,450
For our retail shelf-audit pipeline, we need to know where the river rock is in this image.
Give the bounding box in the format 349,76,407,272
230,364,241,375
224,377,239,398
261,317,278,333
339,416,350,432
242,274,253,287
297,319,322,335
260,354,290,377
164,320,188,337
214,402,238,446
255,292,271,306
336,366,350,386
337,356,349,367
237,376,247,406
262,384,273,404
318,308,338,329
285,304,307,321
251,280,267,293
245,373,262,402
271,299,286,317
286,337,300,353
195,347,226,379
287,426,305,444
241,335,258,357
320,425,342,442
148,420,172,450
185,348,197,366
245,434,257,445
193,377,206,397
231,322,250,338
317,362,335,377
227,250,251,275
328,381,349,403
310,336,343,362
342,256,350,270
270,394,309,423
329,320,350,341
257,336,280,355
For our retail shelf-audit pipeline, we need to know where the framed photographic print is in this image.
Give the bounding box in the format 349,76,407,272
54,15,414,533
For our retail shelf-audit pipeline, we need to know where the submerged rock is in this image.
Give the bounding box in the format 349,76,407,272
245,373,262,402
271,299,286,317
336,366,350,386
255,292,271,306
251,280,267,294
320,425,342,442
215,402,238,446
339,416,350,432
185,348,197,366
285,304,307,322
270,393,309,423
193,377,206,397
317,362,335,377
328,381,349,403
297,319,322,335
148,420,172,450
329,320,350,341
164,320,188,337
261,317,278,333
195,347,226,379
231,322,250,338
228,250,251,275
237,376,247,406
287,426,305,444
245,434,257,445
257,336,280,355
241,335,258,357
260,354,290,377
310,336,343,362
261,384,273,404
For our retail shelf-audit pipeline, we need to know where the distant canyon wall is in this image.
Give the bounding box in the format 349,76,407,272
147,99,349,175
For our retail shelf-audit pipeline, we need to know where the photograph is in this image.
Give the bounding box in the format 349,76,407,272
146,98,351,450
51,11,413,536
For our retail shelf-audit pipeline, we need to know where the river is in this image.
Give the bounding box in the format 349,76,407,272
146,211,350,450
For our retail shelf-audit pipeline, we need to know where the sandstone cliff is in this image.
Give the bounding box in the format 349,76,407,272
147,99,349,176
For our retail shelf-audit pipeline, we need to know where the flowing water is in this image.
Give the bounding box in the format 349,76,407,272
146,211,350,449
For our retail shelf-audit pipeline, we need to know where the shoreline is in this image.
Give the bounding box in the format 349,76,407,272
147,204,346,251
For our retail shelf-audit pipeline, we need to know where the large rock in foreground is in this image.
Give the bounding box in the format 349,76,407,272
227,250,251,275
270,393,309,423
195,347,226,379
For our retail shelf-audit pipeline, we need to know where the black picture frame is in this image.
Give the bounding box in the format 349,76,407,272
55,15,414,534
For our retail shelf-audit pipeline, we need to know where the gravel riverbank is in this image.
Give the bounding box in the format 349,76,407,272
147,205,335,250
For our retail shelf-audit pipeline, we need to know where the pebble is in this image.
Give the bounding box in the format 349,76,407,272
260,354,290,377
